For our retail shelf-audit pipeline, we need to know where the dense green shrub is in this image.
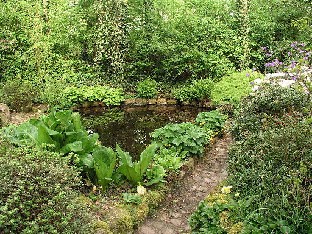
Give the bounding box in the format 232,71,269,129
0,140,92,233
227,121,312,233
232,84,310,140
62,85,125,107
136,79,158,98
173,79,214,102
211,70,262,106
0,79,38,112
151,122,209,157
127,0,240,82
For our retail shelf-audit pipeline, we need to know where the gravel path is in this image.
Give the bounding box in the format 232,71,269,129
136,134,233,234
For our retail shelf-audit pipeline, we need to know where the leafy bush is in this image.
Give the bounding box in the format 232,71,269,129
211,70,263,106
0,140,92,233
0,79,38,112
195,110,227,133
62,85,124,107
231,84,310,140
173,79,214,102
126,0,240,82
136,79,158,98
227,121,312,233
151,122,209,157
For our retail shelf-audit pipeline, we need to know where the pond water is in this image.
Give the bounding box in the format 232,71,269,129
81,105,208,157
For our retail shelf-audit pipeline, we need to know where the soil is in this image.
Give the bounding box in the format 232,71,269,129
136,134,233,234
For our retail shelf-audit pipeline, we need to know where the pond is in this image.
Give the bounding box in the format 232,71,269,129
81,105,209,157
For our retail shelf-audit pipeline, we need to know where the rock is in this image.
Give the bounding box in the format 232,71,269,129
166,99,177,105
134,98,148,106
156,98,167,105
148,99,157,105
124,98,137,105
0,103,10,126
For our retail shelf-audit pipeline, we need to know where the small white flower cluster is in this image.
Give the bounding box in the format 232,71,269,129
250,69,311,93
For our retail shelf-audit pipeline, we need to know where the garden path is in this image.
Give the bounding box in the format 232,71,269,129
136,134,232,234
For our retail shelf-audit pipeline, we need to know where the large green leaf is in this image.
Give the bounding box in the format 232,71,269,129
60,141,83,154
93,147,116,190
116,144,158,184
116,144,141,183
136,143,158,177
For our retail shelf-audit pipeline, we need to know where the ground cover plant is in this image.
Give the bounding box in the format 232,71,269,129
211,70,263,107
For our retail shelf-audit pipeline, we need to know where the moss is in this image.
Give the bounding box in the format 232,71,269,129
108,206,134,234
136,202,150,222
93,221,113,234
228,222,244,234
143,190,164,209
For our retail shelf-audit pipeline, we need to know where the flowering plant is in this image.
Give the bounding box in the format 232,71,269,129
262,42,311,96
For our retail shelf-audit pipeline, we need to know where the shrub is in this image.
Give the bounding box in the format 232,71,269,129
173,78,214,102
136,79,158,98
151,122,209,157
227,121,312,233
211,70,263,106
231,84,310,140
62,85,124,107
0,140,92,233
0,79,38,112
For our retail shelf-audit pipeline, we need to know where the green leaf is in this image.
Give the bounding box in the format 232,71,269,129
60,141,83,154
93,146,116,190
136,143,158,177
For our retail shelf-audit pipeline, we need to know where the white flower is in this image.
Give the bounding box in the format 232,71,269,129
137,185,146,195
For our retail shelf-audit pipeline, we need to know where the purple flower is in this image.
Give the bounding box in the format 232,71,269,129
291,41,298,48
289,61,297,69
246,73,250,77
306,52,311,57
300,43,306,47
287,52,291,56
261,46,268,51
266,53,272,57
252,67,257,71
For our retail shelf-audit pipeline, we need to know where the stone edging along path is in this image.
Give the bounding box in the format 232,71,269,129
136,134,233,234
